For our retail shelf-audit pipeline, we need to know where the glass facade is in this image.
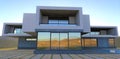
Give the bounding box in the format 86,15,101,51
37,32,115,50
48,17,69,25
69,32,81,50
37,32,81,50
37,32,50,50
51,33,59,49
14,28,23,34
83,32,100,36
59,33,68,49
82,38,97,47
49,20,68,25
109,39,115,47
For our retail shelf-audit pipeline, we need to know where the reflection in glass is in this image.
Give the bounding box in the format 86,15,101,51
83,32,100,36
49,20,59,24
84,39,97,47
69,32,81,50
91,39,97,47
37,32,50,50
84,39,91,47
59,20,68,24
60,33,68,49
51,33,59,49
48,19,68,25
14,28,23,34
109,39,114,47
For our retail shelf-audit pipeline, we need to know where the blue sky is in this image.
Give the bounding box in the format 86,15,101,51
0,0,120,36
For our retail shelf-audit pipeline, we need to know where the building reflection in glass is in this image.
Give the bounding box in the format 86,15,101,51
109,39,114,47
51,33,59,49
69,32,81,50
60,33,68,49
83,38,97,47
37,32,50,50
37,32,82,50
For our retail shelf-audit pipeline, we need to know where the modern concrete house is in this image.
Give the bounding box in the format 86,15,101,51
2,6,118,53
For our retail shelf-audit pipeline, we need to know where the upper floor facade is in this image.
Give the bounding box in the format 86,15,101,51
2,6,118,37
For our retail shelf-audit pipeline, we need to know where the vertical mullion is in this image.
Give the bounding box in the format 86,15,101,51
68,32,69,49
50,32,51,50
80,33,82,49
59,32,60,50
114,38,115,48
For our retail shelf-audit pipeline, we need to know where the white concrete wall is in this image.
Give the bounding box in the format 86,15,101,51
22,13,36,32
83,15,90,32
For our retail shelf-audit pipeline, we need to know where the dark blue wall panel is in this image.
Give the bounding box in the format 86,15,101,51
97,38,109,48
18,38,37,49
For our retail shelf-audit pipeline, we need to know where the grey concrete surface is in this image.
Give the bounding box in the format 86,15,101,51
1,50,120,59
53,54,61,59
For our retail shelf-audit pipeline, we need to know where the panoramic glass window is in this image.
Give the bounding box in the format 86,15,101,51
51,33,59,49
69,32,81,50
37,32,82,50
83,39,97,47
91,39,97,47
59,20,68,24
60,33,68,49
49,20,59,24
48,17,69,25
37,32,50,50
14,28,23,34
83,32,100,36
109,39,114,47
84,39,91,47
90,32,100,35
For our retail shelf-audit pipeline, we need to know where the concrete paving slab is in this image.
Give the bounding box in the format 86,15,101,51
78,54,93,59
52,54,61,59
95,54,115,59
22,54,34,59
42,54,51,59
102,54,117,59
31,54,43,59
9,54,28,59
85,54,104,59
4,53,24,59
70,54,82,59
111,54,120,58
62,54,72,59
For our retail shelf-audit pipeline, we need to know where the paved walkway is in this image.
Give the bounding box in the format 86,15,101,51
0,50,120,59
